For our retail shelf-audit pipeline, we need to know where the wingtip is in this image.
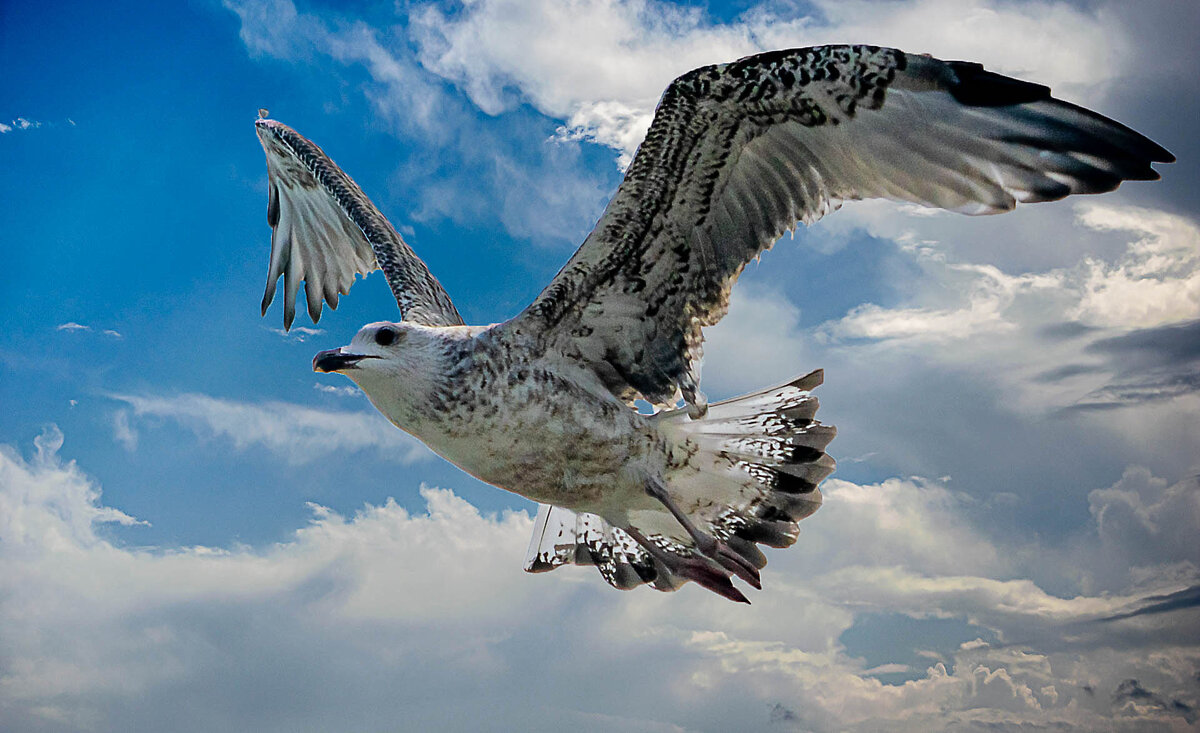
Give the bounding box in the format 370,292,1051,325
944,60,1052,107
261,284,276,317
787,369,824,391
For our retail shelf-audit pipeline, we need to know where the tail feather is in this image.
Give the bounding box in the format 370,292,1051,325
523,369,835,598
523,504,682,591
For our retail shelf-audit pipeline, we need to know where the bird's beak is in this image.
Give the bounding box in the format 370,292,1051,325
313,348,377,373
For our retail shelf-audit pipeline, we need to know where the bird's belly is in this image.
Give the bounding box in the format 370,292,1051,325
425,395,659,513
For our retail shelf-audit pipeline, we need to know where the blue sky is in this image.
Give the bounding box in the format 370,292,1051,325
2,0,1198,731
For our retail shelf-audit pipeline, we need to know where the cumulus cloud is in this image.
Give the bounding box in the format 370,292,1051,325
1072,205,1200,329
412,0,1128,164
313,383,362,398
2,428,1196,732
1082,468,1200,589
108,392,430,465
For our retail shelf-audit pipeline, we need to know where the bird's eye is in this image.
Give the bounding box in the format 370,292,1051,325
374,327,397,347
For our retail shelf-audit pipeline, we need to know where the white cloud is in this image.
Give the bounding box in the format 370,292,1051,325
268,325,323,342
809,204,1200,419
224,0,452,139
701,286,811,397
313,383,361,398
1072,205,1200,329
822,205,1200,345
413,0,1128,163
827,263,1054,343
111,409,138,451
0,427,145,555
806,477,1003,577
1078,467,1200,592
2,427,1195,732
227,0,612,249
2,118,49,133
55,322,123,338
108,392,430,465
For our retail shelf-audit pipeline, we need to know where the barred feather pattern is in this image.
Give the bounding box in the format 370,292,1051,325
506,44,1172,414
524,370,834,592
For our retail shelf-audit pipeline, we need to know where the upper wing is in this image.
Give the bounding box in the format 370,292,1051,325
507,45,1173,409
255,118,464,329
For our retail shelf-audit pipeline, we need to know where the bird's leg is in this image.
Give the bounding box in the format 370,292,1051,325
622,525,749,604
644,477,762,590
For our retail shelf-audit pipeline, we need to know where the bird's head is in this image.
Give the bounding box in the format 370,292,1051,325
313,321,451,422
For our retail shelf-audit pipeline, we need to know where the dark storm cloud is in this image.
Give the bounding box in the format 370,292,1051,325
1087,319,1200,367
1037,321,1099,341
1111,679,1197,724
1058,319,1200,409
1070,371,1200,411
1102,585,1200,621
1033,363,1106,383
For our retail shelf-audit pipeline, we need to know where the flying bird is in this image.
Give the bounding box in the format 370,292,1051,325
253,45,1172,602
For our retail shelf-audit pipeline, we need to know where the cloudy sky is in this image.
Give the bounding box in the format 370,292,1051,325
2,0,1198,730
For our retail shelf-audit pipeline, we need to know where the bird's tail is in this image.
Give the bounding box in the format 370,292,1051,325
524,370,835,595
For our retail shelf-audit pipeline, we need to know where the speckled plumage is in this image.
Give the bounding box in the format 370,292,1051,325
254,44,1171,601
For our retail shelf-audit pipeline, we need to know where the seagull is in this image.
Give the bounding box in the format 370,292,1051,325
253,44,1171,603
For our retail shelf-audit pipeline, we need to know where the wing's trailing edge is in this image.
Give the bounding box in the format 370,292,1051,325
508,45,1173,413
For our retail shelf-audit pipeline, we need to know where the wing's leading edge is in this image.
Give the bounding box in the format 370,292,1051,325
509,45,1173,411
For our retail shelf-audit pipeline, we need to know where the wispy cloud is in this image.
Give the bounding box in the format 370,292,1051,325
226,0,613,249
268,325,323,342
1,117,76,134
108,392,430,465
55,322,123,338
111,409,138,451
1,118,43,133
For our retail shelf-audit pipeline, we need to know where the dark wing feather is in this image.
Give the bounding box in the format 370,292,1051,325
506,45,1172,409
255,119,464,329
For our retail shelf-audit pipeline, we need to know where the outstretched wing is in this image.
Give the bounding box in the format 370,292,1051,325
507,45,1173,409
255,118,464,329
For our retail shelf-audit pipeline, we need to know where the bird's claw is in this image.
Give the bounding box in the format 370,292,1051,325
704,538,762,590
668,553,751,604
